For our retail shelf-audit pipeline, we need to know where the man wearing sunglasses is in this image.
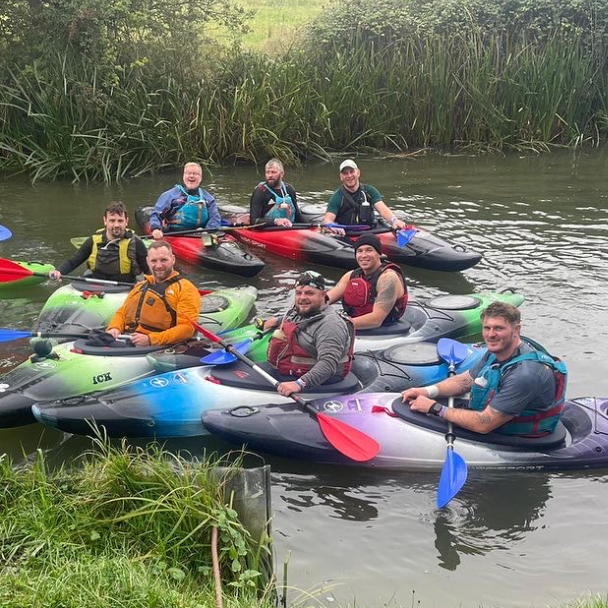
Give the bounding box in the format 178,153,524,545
267,271,355,397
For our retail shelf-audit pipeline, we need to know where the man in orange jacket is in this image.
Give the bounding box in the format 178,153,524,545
106,240,201,346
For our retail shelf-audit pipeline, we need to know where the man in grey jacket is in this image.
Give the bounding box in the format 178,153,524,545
266,271,355,397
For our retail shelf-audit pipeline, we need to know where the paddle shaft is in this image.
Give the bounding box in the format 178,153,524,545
197,323,318,416
0,265,135,286
445,363,457,447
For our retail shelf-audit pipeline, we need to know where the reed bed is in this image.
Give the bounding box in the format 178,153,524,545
1,1,607,182
0,440,273,606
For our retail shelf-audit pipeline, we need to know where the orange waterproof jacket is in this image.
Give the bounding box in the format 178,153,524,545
106,271,201,345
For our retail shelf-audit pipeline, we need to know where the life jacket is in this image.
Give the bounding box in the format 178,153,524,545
259,181,297,221
121,274,185,334
87,229,136,277
267,312,355,379
342,263,408,325
469,337,568,437
165,184,212,230
335,185,376,226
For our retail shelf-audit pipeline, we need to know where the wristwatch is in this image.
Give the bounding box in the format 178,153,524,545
429,401,443,417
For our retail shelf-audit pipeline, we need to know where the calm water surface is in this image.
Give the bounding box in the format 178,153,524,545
1,150,607,607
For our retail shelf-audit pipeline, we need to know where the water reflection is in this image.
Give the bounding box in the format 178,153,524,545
433,471,551,571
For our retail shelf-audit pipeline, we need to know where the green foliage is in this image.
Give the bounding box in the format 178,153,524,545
1,0,608,181
0,442,273,604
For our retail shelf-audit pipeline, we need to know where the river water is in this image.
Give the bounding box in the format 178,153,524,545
1,151,607,607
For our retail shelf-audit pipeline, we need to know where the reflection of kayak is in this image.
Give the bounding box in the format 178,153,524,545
0,261,54,292
0,286,257,428
135,206,265,277
202,395,608,471
151,289,522,368
222,203,482,272
31,342,485,438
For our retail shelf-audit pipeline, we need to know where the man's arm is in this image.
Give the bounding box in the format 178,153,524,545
298,316,351,388
134,238,150,274
56,237,94,276
205,194,222,230
326,271,352,305
149,189,175,232
249,186,274,227
351,270,402,329
374,201,406,230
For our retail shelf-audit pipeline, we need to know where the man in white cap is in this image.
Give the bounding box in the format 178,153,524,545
321,159,407,235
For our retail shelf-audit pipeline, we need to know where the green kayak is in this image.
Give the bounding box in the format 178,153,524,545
0,285,258,428
0,261,55,293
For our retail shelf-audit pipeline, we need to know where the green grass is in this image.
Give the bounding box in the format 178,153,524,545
0,440,274,606
216,0,330,52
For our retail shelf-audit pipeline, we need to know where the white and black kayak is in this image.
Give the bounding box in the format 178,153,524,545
32,342,486,438
202,394,608,471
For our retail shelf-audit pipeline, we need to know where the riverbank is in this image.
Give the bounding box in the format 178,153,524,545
0,440,273,607
1,0,607,182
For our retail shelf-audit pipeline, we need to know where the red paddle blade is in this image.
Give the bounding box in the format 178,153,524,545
316,412,380,462
0,259,34,283
191,320,222,344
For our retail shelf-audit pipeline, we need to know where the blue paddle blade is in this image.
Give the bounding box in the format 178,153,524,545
200,338,253,365
437,338,469,367
0,328,33,342
437,448,468,509
0,225,12,242
396,228,417,247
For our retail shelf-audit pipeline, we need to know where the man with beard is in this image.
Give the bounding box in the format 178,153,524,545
106,240,201,346
321,159,407,235
249,158,302,228
327,233,408,329
401,302,568,436
266,271,354,397
150,162,221,238
49,201,149,283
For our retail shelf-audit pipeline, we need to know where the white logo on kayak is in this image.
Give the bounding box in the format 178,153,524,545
150,377,169,388
322,400,343,413
34,361,57,370
0,383,9,392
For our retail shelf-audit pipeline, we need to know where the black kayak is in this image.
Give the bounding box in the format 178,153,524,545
135,206,265,277
298,203,482,272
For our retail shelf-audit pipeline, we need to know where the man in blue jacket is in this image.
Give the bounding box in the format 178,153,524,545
150,162,221,239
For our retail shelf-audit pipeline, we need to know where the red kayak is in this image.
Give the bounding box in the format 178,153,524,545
221,204,482,272
135,207,265,278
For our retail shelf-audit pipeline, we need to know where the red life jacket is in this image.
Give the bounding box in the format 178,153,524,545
267,312,354,379
342,262,408,325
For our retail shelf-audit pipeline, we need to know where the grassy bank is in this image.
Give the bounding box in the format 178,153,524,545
0,441,273,607
0,0,607,182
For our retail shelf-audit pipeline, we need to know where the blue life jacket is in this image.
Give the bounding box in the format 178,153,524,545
261,182,296,221
469,337,568,436
165,185,212,230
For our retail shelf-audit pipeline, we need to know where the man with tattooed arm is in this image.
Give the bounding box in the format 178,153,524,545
327,233,408,329
401,302,568,437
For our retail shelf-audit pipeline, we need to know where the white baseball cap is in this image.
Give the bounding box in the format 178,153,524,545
339,159,358,172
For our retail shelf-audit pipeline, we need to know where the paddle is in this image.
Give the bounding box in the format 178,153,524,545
191,320,380,462
0,258,135,287
0,224,12,242
200,338,253,364
396,227,417,247
0,329,91,343
436,338,469,509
